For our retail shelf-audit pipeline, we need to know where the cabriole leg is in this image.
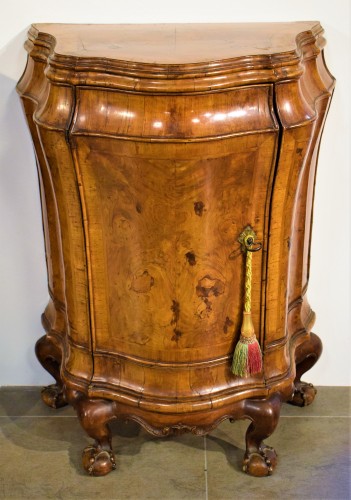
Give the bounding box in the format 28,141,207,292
242,393,282,477
35,334,67,409
289,332,323,407
66,390,117,476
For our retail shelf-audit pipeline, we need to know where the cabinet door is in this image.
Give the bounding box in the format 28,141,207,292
69,85,279,404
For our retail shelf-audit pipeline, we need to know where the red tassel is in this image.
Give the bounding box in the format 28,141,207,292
247,340,262,375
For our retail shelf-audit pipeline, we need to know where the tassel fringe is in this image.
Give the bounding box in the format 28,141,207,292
231,335,262,377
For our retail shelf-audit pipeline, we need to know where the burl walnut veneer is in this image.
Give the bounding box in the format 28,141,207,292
17,22,335,477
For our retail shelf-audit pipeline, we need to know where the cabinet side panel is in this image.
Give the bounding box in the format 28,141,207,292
32,81,94,386
264,47,335,383
287,51,334,306
17,56,66,340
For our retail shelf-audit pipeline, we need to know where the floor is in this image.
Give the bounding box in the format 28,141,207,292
0,387,349,500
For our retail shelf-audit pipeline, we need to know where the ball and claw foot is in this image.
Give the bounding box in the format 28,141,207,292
41,384,67,409
243,445,277,477
288,332,321,407
82,446,117,476
289,381,317,407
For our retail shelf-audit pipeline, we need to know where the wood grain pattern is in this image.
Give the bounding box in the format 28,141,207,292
17,22,335,477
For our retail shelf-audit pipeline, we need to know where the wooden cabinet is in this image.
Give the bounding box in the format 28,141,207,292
17,22,335,477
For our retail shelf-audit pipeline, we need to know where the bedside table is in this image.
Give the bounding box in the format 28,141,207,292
17,22,334,476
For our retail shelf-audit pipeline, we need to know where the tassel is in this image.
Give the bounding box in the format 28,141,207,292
248,339,263,374
231,312,263,377
231,227,263,378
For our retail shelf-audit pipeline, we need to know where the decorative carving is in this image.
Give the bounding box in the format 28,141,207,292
59,392,282,477
35,334,66,408
162,424,198,436
242,394,281,477
243,446,277,477
40,383,66,409
82,446,116,477
289,332,322,407
65,390,117,476
290,382,317,407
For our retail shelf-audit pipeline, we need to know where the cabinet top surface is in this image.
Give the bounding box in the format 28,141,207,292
31,22,320,64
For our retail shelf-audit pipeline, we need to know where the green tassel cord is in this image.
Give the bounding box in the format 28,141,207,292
231,227,263,378
232,341,249,377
